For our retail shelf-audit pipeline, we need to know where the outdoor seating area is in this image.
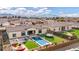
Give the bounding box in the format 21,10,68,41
9,37,28,51
17,37,27,43
11,43,27,51
9,39,18,44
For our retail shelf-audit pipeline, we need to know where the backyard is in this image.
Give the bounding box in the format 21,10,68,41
63,29,79,38
24,40,39,50
23,29,79,50
40,34,65,44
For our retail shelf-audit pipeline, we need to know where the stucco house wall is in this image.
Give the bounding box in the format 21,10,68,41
49,26,72,32
25,28,37,35
7,31,21,39
65,26,72,30
41,29,47,34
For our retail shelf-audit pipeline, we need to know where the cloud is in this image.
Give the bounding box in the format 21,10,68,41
35,8,48,13
0,7,52,17
15,7,51,17
34,8,52,17
14,7,26,11
0,7,79,17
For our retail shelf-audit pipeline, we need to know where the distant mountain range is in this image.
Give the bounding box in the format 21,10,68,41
0,13,14,16
0,13,59,18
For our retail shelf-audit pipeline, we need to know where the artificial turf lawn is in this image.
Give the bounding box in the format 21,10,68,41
63,29,79,38
24,40,38,49
40,34,65,43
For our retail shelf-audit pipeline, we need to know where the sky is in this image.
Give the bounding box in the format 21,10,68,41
0,7,79,17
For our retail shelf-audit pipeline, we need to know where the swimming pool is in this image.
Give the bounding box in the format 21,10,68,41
32,37,49,46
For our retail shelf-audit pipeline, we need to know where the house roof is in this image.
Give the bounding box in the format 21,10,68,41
6,24,47,32
5,20,77,32
47,22,72,27
0,19,9,23
71,22,79,26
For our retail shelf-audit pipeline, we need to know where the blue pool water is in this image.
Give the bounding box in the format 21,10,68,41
32,37,49,46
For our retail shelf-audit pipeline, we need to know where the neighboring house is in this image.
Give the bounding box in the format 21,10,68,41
71,22,79,28
6,22,73,39
0,26,6,31
47,22,72,32
2,22,10,27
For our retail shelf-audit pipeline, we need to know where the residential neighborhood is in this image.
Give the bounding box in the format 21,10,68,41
0,7,79,51
1,0,79,59
0,16,79,51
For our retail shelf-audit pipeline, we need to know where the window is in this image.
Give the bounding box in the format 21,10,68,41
13,33,16,37
21,32,25,36
67,27,69,29
39,30,42,33
62,27,65,31
59,27,60,31
54,29,55,31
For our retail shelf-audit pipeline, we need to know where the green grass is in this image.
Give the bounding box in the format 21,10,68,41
40,34,65,44
63,29,79,38
24,40,38,49
69,29,79,38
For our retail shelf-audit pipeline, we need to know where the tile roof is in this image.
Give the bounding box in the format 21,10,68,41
6,24,48,32
47,22,72,27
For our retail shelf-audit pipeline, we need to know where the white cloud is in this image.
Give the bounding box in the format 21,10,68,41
15,7,52,16
35,8,46,13
35,7,51,16
0,7,52,17
33,7,38,8
15,8,26,11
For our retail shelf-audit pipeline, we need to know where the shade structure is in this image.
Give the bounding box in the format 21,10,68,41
17,37,26,43
46,33,53,37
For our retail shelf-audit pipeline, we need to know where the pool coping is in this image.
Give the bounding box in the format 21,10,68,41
32,36,50,46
